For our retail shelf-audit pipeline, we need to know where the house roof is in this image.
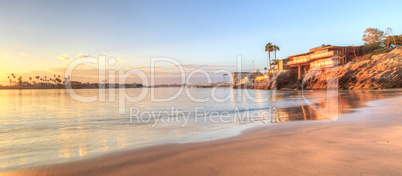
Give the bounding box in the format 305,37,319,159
288,52,312,57
287,44,363,59
310,45,363,51
310,44,333,50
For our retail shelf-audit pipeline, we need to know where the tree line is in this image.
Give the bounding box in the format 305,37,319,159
362,27,402,55
6,74,63,86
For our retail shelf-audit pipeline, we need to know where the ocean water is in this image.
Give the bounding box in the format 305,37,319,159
0,88,400,170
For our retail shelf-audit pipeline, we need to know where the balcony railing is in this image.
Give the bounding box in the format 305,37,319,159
287,51,337,65
287,57,310,65
310,51,334,59
310,58,337,68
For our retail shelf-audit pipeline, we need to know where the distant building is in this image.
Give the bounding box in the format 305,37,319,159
18,82,30,87
246,69,262,83
232,70,263,85
232,72,249,85
271,58,290,73
34,83,52,87
70,81,82,87
64,81,83,88
286,44,363,80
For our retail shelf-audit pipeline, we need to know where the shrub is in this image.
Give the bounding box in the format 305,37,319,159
372,47,392,55
360,53,374,61
362,43,382,54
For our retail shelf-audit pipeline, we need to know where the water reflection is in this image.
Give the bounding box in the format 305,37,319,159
269,89,402,124
0,88,401,171
59,148,71,159
271,104,329,123
79,144,88,157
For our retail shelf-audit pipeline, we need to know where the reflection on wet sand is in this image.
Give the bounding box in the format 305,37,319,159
78,144,88,157
269,89,402,123
338,90,399,113
272,104,329,122
59,148,71,159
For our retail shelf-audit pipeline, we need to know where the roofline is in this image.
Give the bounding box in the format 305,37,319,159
331,45,363,48
288,52,312,57
310,45,363,50
288,45,364,57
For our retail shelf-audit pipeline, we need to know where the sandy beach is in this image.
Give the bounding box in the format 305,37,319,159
2,95,402,176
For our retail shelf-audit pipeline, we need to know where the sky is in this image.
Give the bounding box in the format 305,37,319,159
0,0,401,85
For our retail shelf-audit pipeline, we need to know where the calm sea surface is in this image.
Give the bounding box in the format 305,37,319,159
0,88,401,170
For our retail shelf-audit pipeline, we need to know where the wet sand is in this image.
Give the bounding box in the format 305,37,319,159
3,95,402,175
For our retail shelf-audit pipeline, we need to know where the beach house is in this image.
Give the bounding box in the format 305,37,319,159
286,44,363,80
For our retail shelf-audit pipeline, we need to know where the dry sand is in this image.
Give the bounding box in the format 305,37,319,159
2,96,402,176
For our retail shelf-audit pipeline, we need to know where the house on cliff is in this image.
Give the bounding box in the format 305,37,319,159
285,44,363,80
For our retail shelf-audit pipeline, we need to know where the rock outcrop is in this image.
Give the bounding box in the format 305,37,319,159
246,71,299,90
248,47,402,90
303,47,402,90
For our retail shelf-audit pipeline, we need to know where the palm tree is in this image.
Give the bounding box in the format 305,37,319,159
271,59,278,65
271,59,279,71
264,67,267,73
265,43,273,71
223,74,228,83
29,77,32,84
272,45,280,69
11,73,16,84
18,76,22,84
55,78,62,84
35,76,40,84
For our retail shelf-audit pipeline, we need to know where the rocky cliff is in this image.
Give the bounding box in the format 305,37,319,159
248,47,402,90
303,47,402,90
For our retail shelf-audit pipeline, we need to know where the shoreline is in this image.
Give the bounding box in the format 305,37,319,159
1,87,401,91
0,87,143,90
2,94,402,175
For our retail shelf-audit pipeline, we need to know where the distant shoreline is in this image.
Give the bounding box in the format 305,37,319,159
0,87,144,90
0,85,233,90
1,86,399,91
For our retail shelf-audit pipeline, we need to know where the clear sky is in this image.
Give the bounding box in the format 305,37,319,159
1,0,401,85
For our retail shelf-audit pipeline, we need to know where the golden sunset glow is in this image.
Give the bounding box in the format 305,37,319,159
1,1,402,175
